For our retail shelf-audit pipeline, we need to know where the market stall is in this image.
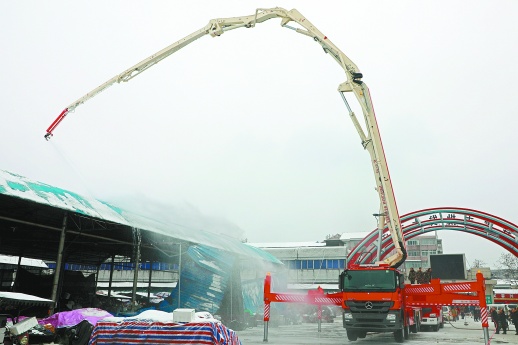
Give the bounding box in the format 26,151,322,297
88,310,241,345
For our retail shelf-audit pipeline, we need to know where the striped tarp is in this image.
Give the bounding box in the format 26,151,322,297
88,320,241,345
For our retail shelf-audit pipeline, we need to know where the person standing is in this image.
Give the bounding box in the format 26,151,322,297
491,307,499,333
408,267,416,284
451,307,458,322
416,267,424,284
424,268,432,283
510,306,518,335
498,308,508,334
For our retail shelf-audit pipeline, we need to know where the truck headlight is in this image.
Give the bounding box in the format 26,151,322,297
344,313,353,320
386,313,397,321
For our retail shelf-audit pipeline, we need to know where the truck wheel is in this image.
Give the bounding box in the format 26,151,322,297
439,322,444,329
346,330,358,341
410,324,417,333
394,328,404,343
358,331,367,339
404,325,410,339
434,324,440,332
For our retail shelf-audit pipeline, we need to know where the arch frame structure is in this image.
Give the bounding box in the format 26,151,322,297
347,207,518,267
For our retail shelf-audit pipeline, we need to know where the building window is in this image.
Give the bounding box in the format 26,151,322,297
407,240,419,246
283,259,346,270
420,238,436,245
315,260,326,269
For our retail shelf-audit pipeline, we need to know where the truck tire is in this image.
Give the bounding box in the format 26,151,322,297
346,329,358,341
358,331,367,338
410,324,417,333
404,324,410,339
434,324,440,332
394,328,404,343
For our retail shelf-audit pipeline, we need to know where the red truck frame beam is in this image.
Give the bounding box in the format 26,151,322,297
263,272,489,344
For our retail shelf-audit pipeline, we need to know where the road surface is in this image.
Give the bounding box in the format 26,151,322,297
235,317,518,344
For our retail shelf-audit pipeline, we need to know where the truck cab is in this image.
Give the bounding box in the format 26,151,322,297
339,266,419,342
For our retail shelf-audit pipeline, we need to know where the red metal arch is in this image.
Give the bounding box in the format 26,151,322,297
347,207,518,267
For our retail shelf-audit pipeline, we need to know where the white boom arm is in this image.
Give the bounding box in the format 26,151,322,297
44,7,406,268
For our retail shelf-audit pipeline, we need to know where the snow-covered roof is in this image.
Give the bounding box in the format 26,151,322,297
0,291,54,306
0,169,280,264
0,255,48,268
247,242,326,248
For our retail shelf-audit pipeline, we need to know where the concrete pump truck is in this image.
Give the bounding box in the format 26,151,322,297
44,5,408,341
46,7,489,344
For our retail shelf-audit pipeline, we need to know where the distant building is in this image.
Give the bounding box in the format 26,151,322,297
403,234,443,270
249,232,446,289
248,241,347,289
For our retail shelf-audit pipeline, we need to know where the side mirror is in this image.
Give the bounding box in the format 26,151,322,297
399,273,405,289
339,271,345,290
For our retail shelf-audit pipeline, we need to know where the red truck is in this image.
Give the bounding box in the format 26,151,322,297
420,305,443,331
339,265,421,342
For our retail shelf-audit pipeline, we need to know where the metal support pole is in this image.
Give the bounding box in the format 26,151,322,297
317,305,322,332
131,229,141,311
178,243,182,308
147,261,153,301
50,213,67,314
478,272,490,345
12,255,22,292
108,255,115,297
483,327,489,345
263,302,270,342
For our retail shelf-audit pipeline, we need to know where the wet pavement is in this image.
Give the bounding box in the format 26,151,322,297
235,317,518,344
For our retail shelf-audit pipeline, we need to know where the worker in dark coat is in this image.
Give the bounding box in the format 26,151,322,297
408,268,416,284
510,306,518,335
497,308,508,334
424,268,432,283
491,307,499,332
416,267,424,284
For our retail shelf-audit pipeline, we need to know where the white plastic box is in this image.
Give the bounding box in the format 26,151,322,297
10,317,38,336
172,308,195,323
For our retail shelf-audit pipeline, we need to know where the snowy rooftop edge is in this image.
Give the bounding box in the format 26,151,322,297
247,241,326,248
0,169,280,264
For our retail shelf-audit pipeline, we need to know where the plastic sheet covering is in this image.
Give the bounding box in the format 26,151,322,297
88,310,241,345
169,246,233,313
39,308,113,328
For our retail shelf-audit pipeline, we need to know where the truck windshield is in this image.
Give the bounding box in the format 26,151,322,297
342,269,397,291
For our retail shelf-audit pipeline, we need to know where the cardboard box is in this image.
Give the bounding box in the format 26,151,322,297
172,308,195,323
10,317,38,335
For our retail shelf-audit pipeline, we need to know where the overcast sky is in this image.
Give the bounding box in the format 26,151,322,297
1,1,517,268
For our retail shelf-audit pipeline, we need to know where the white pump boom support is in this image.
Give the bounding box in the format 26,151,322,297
44,7,406,268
